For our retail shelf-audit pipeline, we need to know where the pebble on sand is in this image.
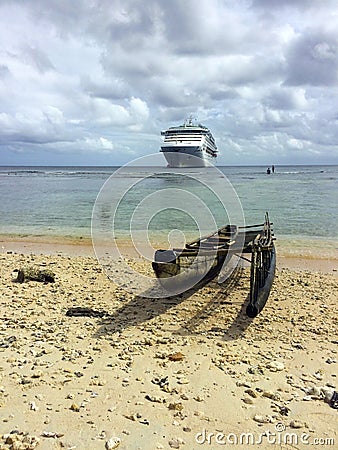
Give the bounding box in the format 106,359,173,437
106,436,121,449
266,361,285,372
253,414,275,424
290,420,305,429
168,352,185,361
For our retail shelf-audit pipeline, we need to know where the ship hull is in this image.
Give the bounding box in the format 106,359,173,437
161,146,215,168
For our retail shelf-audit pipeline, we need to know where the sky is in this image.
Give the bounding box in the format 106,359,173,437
0,0,338,166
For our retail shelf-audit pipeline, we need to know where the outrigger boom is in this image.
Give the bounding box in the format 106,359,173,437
152,212,276,318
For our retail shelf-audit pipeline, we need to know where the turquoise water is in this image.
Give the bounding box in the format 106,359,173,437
0,165,337,243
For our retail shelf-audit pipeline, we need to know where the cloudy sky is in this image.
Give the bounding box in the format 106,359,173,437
0,0,338,166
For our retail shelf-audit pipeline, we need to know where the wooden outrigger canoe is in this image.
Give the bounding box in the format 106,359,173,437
152,212,276,317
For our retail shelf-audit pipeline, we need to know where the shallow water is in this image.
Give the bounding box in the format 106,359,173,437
0,165,337,247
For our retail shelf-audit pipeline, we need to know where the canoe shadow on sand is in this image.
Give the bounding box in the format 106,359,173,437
175,267,255,341
68,266,255,341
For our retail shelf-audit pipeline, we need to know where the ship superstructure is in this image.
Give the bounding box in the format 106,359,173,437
160,118,218,167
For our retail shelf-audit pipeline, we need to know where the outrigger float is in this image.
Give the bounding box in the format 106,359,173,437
152,213,276,318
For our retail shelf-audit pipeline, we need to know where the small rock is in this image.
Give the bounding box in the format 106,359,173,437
262,390,280,400
96,430,107,440
90,377,107,386
237,381,252,388
70,403,80,412
29,401,38,411
301,374,313,382
177,378,189,385
326,358,337,364
124,413,138,421
41,431,64,438
106,436,121,449
290,420,304,429
139,418,150,425
5,433,40,449
321,387,334,402
31,370,43,379
266,361,285,372
276,405,290,416
245,389,258,398
145,394,163,403
152,376,169,389
248,366,264,375
253,414,274,424
5,435,16,446
314,371,323,380
168,352,184,362
169,438,183,448
168,402,183,411
307,386,322,397
242,397,254,405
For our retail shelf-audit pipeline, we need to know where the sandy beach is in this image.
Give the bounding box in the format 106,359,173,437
0,237,337,449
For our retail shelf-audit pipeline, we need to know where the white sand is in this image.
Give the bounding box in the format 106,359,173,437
0,247,337,449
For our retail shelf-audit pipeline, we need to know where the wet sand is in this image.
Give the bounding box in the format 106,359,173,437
0,237,337,449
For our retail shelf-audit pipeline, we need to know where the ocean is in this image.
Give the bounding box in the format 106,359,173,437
0,164,337,253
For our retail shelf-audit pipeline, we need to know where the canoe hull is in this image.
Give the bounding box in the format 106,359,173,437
152,250,226,294
152,213,276,315
246,243,276,318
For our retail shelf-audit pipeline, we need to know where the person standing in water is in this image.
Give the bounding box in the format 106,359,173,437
272,165,275,173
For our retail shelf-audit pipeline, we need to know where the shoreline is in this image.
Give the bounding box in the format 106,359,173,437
1,234,337,275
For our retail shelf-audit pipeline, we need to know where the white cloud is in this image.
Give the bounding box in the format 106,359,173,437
287,138,304,150
0,0,337,164
83,136,115,152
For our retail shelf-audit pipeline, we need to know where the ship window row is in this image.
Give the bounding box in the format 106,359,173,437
164,132,207,138
164,133,206,138
205,135,216,144
164,136,202,139
205,137,216,147
165,128,207,133
164,138,203,142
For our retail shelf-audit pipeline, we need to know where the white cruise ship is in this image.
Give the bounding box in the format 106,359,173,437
160,118,218,167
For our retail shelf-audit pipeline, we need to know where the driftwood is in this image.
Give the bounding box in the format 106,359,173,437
66,307,106,318
14,266,55,283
